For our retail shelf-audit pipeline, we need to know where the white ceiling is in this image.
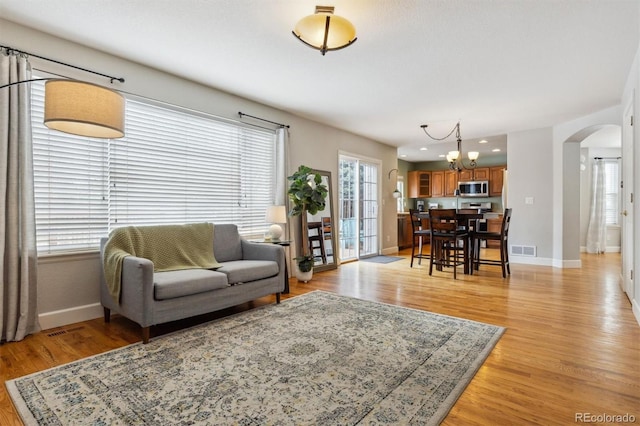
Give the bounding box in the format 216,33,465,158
1,0,638,162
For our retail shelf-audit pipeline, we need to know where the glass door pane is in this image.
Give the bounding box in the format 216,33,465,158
359,161,378,257
338,156,379,261
338,157,358,261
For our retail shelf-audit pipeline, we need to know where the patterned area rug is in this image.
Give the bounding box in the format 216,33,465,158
7,291,505,425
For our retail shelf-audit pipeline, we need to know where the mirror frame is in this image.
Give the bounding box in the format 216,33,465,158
308,169,337,272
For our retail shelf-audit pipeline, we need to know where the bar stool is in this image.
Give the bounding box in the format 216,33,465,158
428,209,469,279
409,209,430,267
472,208,512,278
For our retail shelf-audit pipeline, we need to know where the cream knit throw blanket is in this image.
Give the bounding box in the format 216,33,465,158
103,223,221,302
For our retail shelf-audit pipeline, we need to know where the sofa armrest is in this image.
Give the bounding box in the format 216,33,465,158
100,238,156,327
241,240,284,263
118,256,156,327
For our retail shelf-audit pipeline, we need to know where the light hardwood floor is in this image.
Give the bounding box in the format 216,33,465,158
1,249,639,425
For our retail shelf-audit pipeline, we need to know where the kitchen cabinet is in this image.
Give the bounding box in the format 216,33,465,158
431,171,444,198
459,167,489,181
489,166,505,196
406,165,504,198
444,170,458,197
397,214,414,249
408,171,431,198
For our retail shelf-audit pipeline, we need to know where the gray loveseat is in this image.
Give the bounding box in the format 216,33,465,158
99,224,285,343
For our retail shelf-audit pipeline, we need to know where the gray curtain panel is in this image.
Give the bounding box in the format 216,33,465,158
586,159,607,254
0,50,40,342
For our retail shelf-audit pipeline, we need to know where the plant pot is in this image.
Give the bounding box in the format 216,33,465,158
296,267,313,283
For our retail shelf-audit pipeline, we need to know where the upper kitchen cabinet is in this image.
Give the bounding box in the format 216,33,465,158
431,171,444,198
489,166,506,196
459,167,490,181
444,170,458,197
408,171,431,198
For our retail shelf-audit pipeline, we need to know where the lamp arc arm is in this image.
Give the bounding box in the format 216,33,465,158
0,78,53,90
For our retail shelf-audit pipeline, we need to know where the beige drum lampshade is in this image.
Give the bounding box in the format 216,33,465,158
44,79,125,139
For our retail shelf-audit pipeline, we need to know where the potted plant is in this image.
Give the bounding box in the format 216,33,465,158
288,165,328,282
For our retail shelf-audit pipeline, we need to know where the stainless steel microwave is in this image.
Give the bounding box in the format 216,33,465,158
458,180,489,197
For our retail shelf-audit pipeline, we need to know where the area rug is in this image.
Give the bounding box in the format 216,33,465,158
7,291,505,425
360,255,404,264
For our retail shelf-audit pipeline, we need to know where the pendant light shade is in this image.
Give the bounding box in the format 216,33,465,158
292,6,357,56
44,79,125,139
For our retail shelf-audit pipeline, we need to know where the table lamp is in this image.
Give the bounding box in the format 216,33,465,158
265,205,287,240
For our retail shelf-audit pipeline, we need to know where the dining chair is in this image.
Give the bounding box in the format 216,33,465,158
428,209,469,279
409,209,430,267
456,208,481,267
472,208,512,278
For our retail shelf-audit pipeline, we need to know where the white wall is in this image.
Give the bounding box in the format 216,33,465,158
2,19,398,329
506,127,555,264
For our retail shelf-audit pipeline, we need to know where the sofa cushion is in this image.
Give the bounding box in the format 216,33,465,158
154,269,229,300
217,260,279,285
213,224,243,262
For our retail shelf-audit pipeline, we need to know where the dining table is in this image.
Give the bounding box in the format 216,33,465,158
416,210,484,274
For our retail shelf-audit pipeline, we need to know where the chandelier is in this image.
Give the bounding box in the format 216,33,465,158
420,122,478,172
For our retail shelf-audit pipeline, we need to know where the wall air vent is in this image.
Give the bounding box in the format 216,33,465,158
510,245,536,257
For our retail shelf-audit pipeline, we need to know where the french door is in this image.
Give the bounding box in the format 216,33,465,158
338,155,379,261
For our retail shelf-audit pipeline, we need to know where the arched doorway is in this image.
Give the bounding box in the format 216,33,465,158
561,121,632,302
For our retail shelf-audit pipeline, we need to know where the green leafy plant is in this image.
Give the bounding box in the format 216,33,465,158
288,165,328,216
294,255,315,273
287,165,328,273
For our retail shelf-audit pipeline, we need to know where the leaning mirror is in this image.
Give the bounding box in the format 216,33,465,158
306,170,337,271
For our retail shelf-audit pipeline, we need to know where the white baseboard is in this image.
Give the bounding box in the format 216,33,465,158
38,302,103,331
510,255,553,267
381,246,399,255
510,256,581,268
580,246,621,253
633,299,640,327
554,258,582,268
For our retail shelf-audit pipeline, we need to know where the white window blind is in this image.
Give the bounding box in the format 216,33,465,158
31,80,276,254
31,81,109,253
603,160,620,225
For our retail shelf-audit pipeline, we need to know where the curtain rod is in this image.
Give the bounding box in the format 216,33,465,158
0,44,125,84
594,157,621,160
238,112,289,128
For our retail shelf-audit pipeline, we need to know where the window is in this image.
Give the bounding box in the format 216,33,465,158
603,160,620,225
31,80,276,254
396,177,404,213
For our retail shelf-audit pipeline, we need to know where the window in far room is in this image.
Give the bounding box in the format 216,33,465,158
396,177,404,213
603,159,620,226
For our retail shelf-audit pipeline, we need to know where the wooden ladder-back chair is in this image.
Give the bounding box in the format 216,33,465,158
308,222,327,264
428,209,469,279
472,208,512,278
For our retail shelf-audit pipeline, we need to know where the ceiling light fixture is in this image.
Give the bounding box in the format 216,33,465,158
420,122,478,172
292,5,357,56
